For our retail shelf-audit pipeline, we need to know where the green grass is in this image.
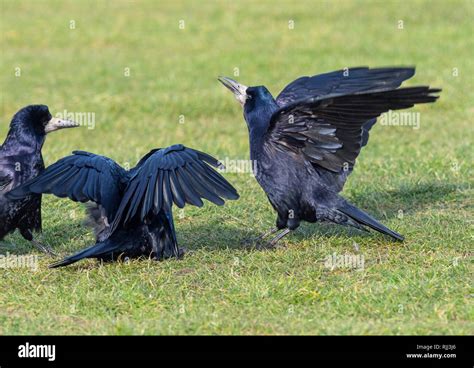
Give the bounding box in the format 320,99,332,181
0,0,472,334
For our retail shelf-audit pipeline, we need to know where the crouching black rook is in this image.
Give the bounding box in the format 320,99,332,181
8,144,239,267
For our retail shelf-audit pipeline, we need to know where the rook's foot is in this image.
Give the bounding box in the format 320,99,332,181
32,240,57,257
177,247,186,259
259,228,291,249
241,227,280,246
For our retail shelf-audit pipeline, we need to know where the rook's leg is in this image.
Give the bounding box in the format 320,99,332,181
20,228,56,256
261,228,291,249
241,227,280,245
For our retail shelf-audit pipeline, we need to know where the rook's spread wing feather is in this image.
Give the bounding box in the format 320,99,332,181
108,144,239,233
6,151,126,220
266,87,441,172
275,67,416,106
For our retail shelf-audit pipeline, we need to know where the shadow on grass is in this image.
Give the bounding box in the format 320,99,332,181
297,181,460,240
183,181,460,249
347,182,461,215
0,219,91,256
0,182,459,260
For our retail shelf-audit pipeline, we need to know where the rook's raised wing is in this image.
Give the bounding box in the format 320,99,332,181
7,151,126,221
108,144,239,233
266,87,441,173
276,67,416,106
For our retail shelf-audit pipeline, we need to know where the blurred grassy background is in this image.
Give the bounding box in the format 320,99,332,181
0,0,472,334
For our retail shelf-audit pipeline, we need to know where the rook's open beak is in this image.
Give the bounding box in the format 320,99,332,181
45,117,79,133
218,76,249,106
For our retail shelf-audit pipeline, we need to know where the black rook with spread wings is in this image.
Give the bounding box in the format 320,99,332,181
219,67,440,246
8,144,239,267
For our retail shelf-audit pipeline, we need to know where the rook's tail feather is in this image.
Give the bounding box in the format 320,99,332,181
49,240,117,268
339,202,404,241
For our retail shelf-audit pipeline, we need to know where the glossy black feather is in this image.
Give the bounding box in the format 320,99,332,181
108,144,239,234
276,66,415,106
267,86,441,172
8,151,126,221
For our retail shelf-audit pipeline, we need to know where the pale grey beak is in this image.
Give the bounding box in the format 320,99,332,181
218,76,249,106
44,117,79,133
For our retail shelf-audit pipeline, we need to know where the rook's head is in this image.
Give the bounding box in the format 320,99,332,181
218,77,276,130
10,105,79,137
218,76,273,106
218,76,249,106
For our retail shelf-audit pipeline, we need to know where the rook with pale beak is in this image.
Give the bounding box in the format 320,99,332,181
219,68,440,247
0,104,79,254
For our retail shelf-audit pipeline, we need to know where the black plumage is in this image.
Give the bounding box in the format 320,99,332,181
219,67,440,246
8,144,239,267
0,105,78,253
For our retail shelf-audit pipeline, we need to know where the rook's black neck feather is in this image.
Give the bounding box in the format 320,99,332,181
243,86,279,159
